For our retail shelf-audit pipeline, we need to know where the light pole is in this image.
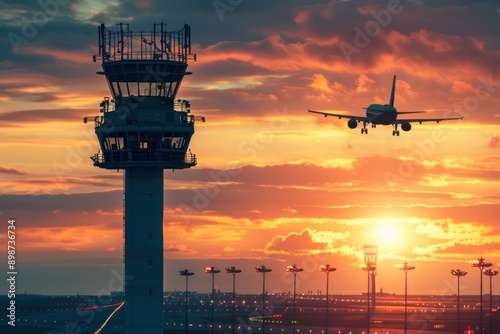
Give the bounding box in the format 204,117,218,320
179,269,194,334
256,265,272,334
451,269,467,334
286,264,303,333
470,256,492,334
319,264,337,334
205,266,220,334
396,262,416,334
483,268,498,334
225,266,241,334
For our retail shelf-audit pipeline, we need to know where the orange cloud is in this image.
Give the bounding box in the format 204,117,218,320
264,228,350,256
22,45,92,64
165,244,197,254
488,135,500,148
134,0,152,8
355,74,375,93
451,80,475,94
16,225,120,252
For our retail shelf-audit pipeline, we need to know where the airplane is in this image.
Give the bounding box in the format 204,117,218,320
308,75,463,136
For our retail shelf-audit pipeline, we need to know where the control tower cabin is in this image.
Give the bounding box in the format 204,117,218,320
86,23,203,334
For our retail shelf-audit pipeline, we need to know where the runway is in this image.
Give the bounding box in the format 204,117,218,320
1,293,498,333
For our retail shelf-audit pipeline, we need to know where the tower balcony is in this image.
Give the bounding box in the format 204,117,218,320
91,149,196,169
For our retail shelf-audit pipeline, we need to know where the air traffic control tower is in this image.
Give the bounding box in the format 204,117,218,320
86,23,203,334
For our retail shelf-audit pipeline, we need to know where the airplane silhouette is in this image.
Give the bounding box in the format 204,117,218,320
308,75,463,136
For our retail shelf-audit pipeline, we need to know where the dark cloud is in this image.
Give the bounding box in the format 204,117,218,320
13,176,120,188
0,191,122,214
1,0,498,124
0,108,94,126
5,156,496,231
164,156,425,189
191,59,271,82
85,0,320,46
390,1,500,51
0,165,27,175
159,157,499,221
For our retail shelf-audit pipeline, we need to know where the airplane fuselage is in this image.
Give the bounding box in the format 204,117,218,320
366,104,397,125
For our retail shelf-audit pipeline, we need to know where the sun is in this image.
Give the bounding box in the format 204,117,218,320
371,218,408,251
378,221,400,243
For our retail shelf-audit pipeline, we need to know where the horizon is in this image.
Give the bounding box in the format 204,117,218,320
2,291,499,297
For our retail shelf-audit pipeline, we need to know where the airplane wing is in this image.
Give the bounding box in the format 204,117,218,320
394,116,463,124
308,109,370,122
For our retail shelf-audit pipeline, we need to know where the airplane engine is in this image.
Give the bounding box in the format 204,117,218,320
347,119,358,129
401,122,412,131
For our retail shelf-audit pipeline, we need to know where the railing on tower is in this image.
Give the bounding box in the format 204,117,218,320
91,150,197,166
93,23,195,64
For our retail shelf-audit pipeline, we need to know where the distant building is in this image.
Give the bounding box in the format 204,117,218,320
362,287,395,296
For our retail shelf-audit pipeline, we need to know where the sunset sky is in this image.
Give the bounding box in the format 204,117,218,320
1,0,500,297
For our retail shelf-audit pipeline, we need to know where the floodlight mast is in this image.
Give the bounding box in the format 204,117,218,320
483,268,498,334
396,262,416,334
226,266,242,334
451,269,467,334
87,22,202,334
179,269,195,334
256,265,272,334
205,266,220,334
286,264,303,334
470,256,492,334
319,264,337,334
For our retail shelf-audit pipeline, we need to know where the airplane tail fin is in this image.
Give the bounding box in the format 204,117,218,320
389,75,396,107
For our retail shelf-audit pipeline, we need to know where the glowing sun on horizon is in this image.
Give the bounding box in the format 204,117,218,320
367,218,408,251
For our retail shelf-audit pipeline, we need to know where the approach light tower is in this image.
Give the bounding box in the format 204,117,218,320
363,244,378,309
87,23,203,334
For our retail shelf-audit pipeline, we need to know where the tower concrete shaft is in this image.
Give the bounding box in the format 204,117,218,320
124,167,164,333
87,22,202,334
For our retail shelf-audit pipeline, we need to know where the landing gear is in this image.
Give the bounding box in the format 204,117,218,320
361,121,368,134
392,124,400,136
